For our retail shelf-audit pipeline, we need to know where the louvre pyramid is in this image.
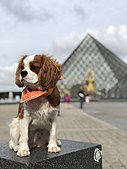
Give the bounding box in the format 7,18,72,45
58,34,127,98
108,75,127,98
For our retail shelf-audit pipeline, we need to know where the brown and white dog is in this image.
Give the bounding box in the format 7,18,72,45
9,54,62,157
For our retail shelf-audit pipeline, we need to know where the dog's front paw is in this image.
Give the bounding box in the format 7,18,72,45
9,140,19,152
48,144,61,153
17,147,30,157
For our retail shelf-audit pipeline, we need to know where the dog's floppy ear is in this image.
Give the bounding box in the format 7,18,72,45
39,55,62,88
15,55,27,87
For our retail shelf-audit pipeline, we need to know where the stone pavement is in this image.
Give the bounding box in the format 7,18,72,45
0,103,127,169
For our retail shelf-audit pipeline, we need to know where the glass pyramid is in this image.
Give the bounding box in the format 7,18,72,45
58,34,127,99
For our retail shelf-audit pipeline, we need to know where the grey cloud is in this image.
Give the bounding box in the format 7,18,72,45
0,0,52,22
93,25,127,63
51,32,82,63
73,4,86,20
0,64,17,91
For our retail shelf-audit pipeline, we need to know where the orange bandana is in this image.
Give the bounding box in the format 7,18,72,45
21,75,64,103
21,88,54,103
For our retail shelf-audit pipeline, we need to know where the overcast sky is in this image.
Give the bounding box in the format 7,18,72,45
0,0,127,91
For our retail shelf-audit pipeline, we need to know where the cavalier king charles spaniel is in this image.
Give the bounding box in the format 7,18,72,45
9,54,63,157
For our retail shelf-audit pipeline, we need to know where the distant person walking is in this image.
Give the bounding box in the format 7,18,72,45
64,94,71,108
78,86,85,109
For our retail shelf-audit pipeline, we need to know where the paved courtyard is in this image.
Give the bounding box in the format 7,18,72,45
0,102,127,169
72,101,127,132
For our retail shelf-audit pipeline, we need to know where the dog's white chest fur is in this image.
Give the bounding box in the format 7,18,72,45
24,97,58,130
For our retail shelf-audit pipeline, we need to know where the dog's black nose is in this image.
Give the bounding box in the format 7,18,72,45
21,70,28,78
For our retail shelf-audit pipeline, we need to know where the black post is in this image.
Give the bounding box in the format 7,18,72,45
0,140,102,169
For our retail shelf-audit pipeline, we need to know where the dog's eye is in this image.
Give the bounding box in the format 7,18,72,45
30,65,40,73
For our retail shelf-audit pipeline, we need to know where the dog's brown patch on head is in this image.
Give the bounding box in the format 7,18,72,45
33,54,62,88
29,55,42,74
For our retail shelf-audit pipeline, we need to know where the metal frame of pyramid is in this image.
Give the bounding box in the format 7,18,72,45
58,34,127,99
